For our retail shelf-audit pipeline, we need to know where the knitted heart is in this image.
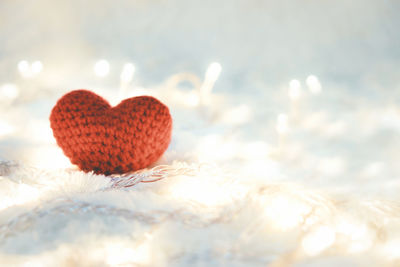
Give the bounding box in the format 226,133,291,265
50,89,172,175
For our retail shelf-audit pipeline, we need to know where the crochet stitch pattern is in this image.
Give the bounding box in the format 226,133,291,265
50,89,172,175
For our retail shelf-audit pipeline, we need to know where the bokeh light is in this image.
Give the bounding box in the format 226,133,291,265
94,59,110,77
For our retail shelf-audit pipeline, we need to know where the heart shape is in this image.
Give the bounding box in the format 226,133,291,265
50,89,172,175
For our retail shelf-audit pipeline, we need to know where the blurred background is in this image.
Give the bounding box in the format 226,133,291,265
1,0,400,266
1,0,400,90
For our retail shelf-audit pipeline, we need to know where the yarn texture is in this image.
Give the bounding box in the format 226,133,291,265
49,89,172,175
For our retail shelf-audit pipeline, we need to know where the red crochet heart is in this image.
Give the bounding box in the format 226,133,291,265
50,89,172,175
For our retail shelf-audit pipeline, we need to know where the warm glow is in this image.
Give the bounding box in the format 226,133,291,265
317,157,345,176
17,60,30,74
17,60,43,77
199,62,222,104
170,178,228,206
170,172,244,207
22,260,44,267
288,79,301,100
120,62,135,83
94,59,110,77
336,220,372,253
302,225,336,256
0,120,15,137
276,113,289,134
28,146,71,169
205,62,222,83
381,239,400,260
185,90,200,107
26,119,54,143
241,141,270,159
196,134,237,162
105,238,152,266
0,83,19,99
242,159,280,178
264,195,311,231
31,61,43,74
220,104,251,125
0,184,40,211
306,75,322,94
